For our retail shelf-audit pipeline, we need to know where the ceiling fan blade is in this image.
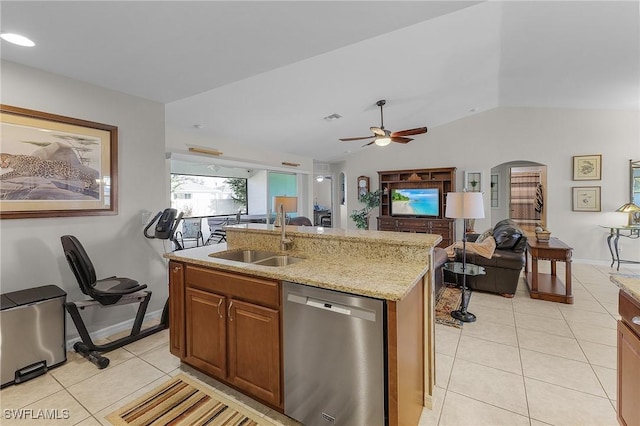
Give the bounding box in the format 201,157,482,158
362,140,376,147
339,135,375,141
390,127,428,137
391,136,413,144
370,127,387,137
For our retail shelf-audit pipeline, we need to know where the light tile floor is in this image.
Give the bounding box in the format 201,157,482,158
0,262,632,425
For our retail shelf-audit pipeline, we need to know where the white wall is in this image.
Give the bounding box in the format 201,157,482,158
0,61,168,339
337,107,639,263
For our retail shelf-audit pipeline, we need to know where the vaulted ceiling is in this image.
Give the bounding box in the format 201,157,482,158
2,1,638,163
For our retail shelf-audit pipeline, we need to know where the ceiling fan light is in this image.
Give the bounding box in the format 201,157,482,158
375,137,391,147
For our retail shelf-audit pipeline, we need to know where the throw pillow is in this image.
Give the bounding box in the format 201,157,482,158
476,228,494,243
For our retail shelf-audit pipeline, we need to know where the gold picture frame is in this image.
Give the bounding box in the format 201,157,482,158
0,105,118,219
573,154,601,181
572,186,601,212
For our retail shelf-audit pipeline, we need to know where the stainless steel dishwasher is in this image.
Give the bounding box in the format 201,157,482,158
283,281,386,426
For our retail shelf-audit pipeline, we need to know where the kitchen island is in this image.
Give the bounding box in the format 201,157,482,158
611,273,640,426
164,224,440,426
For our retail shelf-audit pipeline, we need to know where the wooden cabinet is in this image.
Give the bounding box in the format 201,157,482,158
228,299,280,405
168,261,185,357
377,167,456,247
169,262,282,409
618,290,640,426
185,287,226,378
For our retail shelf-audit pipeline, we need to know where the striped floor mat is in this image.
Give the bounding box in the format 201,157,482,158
106,374,264,426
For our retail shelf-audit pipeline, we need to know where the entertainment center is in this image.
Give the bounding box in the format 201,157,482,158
377,167,456,248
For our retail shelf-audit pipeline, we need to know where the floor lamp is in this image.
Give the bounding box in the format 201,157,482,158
445,191,485,323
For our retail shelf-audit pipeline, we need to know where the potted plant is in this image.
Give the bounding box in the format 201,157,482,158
350,189,382,229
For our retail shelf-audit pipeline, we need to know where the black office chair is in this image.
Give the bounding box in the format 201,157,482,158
61,235,166,368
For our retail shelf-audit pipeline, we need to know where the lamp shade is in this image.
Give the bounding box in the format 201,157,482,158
273,196,298,213
445,192,485,219
616,202,640,213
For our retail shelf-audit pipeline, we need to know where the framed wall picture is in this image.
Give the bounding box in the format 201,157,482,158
0,105,118,219
572,186,601,212
357,176,370,199
573,154,601,180
464,171,482,192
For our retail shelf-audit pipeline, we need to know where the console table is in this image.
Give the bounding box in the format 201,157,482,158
600,225,640,271
525,237,573,304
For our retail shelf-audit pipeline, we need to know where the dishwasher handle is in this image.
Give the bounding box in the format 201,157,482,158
286,293,376,322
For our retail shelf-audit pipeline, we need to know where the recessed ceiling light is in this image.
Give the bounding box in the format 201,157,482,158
324,113,342,121
193,124,204,129
0,33,35,47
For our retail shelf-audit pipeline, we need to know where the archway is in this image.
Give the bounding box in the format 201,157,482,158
490,161,547,232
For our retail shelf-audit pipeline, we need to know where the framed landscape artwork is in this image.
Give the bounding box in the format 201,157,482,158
573,154,601,181
0,105,118,219
572,186,601,212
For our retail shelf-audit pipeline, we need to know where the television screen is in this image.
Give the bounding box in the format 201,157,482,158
391,188,439,217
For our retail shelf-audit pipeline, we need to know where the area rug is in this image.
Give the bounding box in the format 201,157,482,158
435,285,463,329
106,374,267,426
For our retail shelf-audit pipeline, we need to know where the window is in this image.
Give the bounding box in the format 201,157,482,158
170,174,247,217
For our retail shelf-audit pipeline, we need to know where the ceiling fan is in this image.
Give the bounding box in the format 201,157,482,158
339,99,427,147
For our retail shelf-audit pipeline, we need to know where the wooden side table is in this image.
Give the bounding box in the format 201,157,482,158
525,237,573,304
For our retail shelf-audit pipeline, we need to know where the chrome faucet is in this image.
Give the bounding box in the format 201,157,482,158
279,203,293,251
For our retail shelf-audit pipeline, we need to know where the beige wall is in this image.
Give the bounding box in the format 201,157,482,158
0,61,168,340
337,107,639,263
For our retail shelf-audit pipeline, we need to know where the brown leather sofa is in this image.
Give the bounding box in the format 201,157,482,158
444,219,527,297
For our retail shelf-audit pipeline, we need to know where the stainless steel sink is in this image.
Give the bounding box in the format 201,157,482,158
209,249,304,267
253,255,304,267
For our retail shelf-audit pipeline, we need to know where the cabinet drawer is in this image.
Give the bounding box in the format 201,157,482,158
428,220,452,230
378,218,396,228
396,220,428,230
186,266,280,309
620,290,640,337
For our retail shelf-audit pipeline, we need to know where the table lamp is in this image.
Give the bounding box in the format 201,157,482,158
445,191,485,322
616,202,640,226
274,196,298,227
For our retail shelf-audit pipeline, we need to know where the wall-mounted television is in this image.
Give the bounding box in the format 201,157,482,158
391,188,440,217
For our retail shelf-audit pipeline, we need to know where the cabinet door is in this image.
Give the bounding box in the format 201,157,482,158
168,261,184,357
228,299,281,407
185,287,227,379
618,321,640,426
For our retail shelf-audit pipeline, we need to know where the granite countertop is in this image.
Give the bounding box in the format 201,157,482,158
610,273,640,304
164,225,441,301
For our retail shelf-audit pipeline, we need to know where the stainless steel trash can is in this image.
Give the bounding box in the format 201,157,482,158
1,285,67,388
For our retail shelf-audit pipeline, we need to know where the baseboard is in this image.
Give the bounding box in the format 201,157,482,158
65,308,164,351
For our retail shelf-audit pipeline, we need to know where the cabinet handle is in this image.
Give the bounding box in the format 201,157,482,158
633,316,640,326
173,266,181,272
217,299,223,319
228,301,233,321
